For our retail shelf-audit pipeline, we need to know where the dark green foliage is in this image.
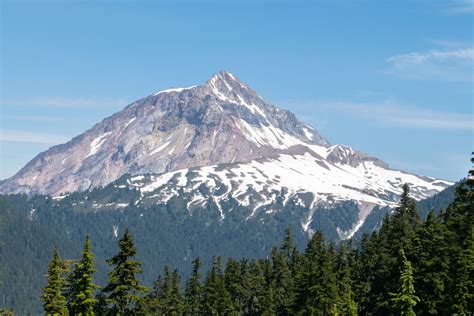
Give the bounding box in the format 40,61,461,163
184,257,202,315
411,211,448,314
65,236,98,315
224,258,248,312
390,249,419,316
143,266,183,315
31,178,473,315
201,256,232,315
443,178,474,315
42,249,68,315
295,231,338,314
103,229,149,314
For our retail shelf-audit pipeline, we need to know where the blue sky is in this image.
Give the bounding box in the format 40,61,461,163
1,0,473,181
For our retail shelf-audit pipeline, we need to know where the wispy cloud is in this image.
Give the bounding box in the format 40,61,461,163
0,129,70,145
6,115,70,122
1,96,128,108
429,38,472,48
386,47,474,81
302,100,473,130
441,0,474,15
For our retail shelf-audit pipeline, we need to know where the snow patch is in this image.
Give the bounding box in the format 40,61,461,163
123,117,136,129
154,86,196,96
85,132,112,158
150,141,171,156
303,127,313,140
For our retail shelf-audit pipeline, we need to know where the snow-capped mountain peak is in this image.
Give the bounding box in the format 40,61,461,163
0,68,452,236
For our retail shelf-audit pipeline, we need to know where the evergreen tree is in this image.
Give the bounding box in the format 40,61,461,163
392,183,421,252
42,249,68,316
169,268,184,315
201,256,232,315
335,243,357,315
184,257,202,315
280,227,298,271
224,257,248,312
352,233,374,314
411,211,448,314
245,259,269,314
391,249,419,316
444,178,474,315
93,293,108,316
270,247,293,314
295,231,338,315
103,229,148,314
65,236,98,315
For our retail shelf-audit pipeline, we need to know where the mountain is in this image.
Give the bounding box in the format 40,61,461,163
0,70,457,314
0,70,452,237
0,71,328,195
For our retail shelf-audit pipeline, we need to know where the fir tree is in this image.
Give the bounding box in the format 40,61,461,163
295,231,338,314
103,229,148,314
411,211,448,314
169,268,184,315
335,243,357,315
224,257,248,312
391,249,419,316
201,256,232,315
444,178,474,315
185,257,202,315
270,247,293,314
245,260,269,314
42,249,68,316
65,236,98,315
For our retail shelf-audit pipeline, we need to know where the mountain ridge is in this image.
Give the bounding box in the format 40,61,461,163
0,70,452,223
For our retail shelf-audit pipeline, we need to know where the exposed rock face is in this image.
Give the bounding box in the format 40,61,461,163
0,71,330,195
0,70,454,238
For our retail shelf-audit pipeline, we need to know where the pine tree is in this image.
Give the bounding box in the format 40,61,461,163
103,229,148,314
335,243,357,315
392,183,421,251
201,256,232,315
185,257,202,315
169,268,184,315
224,257,248,312
280,227,298,270
270,247,293,314
411,211,448,314
42,249,68,316
391,249,419,316
295,231,338,314
444,177,474,315
65,236,98,315
245,260,269,314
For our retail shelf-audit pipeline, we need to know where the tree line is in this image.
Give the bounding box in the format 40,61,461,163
40,180,473,315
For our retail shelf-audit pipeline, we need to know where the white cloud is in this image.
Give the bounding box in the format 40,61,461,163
429,39,472,48
386,48,474,81
0,129,70,145
441,0,474,14
388,48,473,65
303,100,473,130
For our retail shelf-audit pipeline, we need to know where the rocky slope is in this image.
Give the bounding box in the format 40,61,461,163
0,70,453,238
0,71,329,195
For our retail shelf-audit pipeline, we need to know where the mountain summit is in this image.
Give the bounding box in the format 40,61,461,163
0,71,451,227
0,70,453,240
0,71,330,195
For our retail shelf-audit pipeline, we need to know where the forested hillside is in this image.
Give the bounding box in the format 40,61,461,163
40,181,474,315
0,178,466,315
